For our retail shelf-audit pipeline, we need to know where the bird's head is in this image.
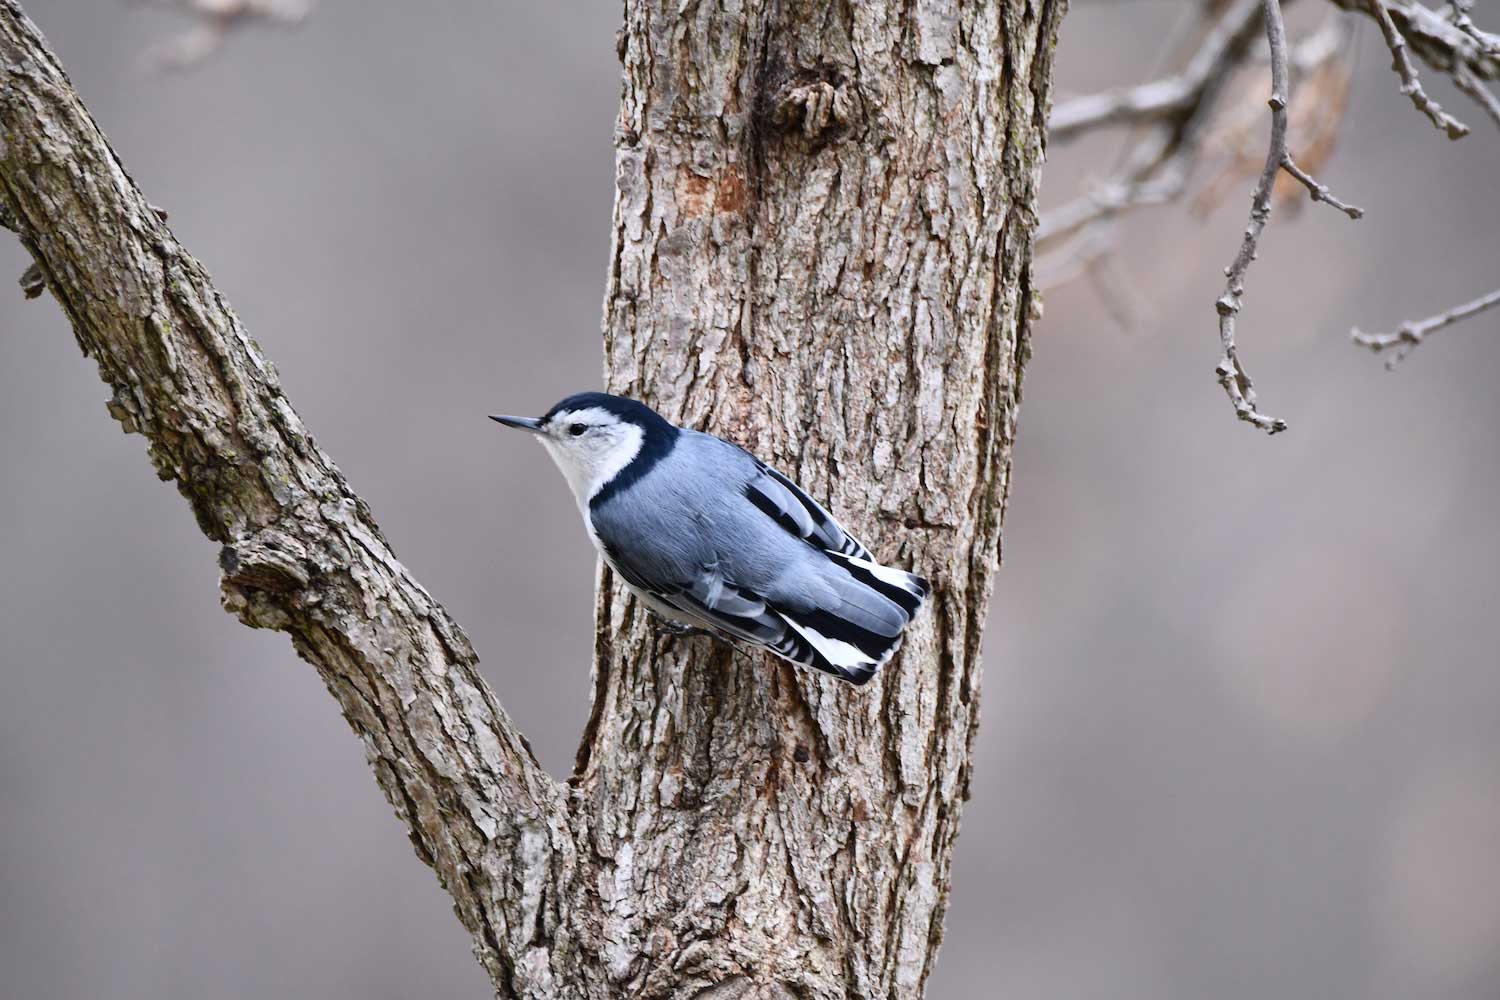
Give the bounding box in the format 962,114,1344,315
490,392,677,506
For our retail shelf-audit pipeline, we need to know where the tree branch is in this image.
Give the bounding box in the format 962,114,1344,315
1351,286,1500,366
1214,0,1293,434
1049,0,1273,139
1362,0,1470,137
1280,153,1364,217
1213,0,1363,433
1045,0,1499,431
1446,0,1500,57
128,0,314,73
1328,0,1500,130
0,4,574,992
1038,3,1356,280
1040,0,1271,254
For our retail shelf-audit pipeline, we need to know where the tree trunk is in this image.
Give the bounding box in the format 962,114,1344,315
576,2,1064,996
0,0,1065,997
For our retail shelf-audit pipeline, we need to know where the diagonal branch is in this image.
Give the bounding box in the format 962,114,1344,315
0,4,574,991
1040,0,1272,254
1351,286,1500,366
1038,3,1356,284
1049,0,1273,139
1362,0,1471,137
1446,0,1500,56
1327,0,1500,132
1280,153,1364,217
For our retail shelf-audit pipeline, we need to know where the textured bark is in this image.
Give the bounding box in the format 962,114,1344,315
578,2,1063,996
0,0,1064,996
0,7,573,993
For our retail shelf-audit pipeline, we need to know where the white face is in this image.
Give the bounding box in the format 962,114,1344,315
533,407,644,507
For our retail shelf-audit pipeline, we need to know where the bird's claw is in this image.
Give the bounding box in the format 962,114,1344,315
651,617,708,639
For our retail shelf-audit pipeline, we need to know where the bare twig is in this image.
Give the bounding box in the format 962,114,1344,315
1452,63,1500,128
1044,0,1500,428
1214,0,1306,434
1213,0,1363,433
1281,155,1364,217
1050,0,1271,139
1039,0,1271,255
130,0,312,73
1351,287,1500,366
1363,0,1471,137
1328,0,1500,84
1039,4,1360,284
1194,16,1356,216
1447,0,1500,57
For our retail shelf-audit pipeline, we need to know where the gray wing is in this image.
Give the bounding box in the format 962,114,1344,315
740,459,872,560
599,543,833,673
592,434,924,684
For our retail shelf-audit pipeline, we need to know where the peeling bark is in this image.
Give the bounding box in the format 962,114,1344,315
0,0,1065,996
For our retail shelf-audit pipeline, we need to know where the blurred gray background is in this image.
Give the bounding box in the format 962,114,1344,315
2,2,1498,998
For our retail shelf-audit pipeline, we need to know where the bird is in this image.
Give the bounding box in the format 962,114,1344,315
490,392,930,685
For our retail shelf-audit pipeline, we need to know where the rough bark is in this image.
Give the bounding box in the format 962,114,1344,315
0,0,1065,996
577,2,1063,996
0,7,573,993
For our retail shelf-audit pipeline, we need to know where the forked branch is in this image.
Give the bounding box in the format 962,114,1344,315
1352,287,1500,367
0,4,572,989
1362,0,1470,137
1048,0,1498,432
1215,0,1361,433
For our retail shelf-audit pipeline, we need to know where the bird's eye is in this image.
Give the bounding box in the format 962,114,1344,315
568,423,587,437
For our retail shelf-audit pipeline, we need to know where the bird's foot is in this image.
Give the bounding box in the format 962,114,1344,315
651,616,709,639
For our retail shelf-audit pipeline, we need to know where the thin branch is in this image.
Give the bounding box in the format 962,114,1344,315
1039,5,1358,273
1447,0,1500,57
1281,154,1364,217
1212,1,1363,433
1049,0,1270,139
128,0,313,73
0,2,570,982
1193,15,1356,217
1043,0,1499,424
1328,0,1500,82
1452,63,1500,128
1039,0,1271,253
1363,0,1471,137
1351,286,1500,366
1214,0,1302,434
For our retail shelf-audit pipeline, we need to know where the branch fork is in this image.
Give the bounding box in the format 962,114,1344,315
1352,287,1500,366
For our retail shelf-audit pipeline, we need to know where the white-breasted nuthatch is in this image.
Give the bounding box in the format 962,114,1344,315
490,392,929,684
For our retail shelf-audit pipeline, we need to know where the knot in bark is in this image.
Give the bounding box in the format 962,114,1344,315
772,78,852,139
218,526,312,628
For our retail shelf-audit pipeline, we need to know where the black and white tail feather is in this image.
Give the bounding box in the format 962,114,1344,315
735,461,929,683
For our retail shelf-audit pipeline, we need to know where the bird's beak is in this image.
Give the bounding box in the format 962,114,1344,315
488,414,545,434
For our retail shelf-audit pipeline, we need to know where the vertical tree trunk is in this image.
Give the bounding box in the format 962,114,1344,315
570,2,1065,996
